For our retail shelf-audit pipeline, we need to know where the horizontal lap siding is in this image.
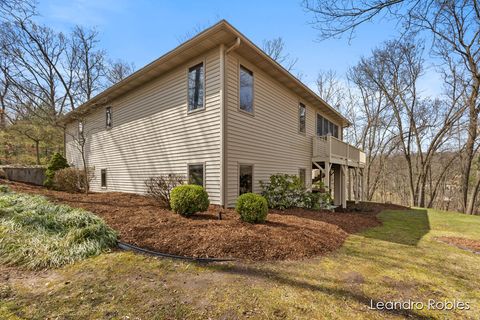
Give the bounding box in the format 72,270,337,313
66,48,222,204
226,54,337,207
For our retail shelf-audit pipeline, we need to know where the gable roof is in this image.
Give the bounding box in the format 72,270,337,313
62,20,350,127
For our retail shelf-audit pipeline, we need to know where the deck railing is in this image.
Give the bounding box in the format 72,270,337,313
313,135,366,166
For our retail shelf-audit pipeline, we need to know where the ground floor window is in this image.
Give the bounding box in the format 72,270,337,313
239,164,253,195
188,163,205,187
299,168,306,187
101,169,107,188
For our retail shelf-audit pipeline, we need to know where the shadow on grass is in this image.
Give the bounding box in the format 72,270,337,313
206,263,432,320
361,209,430,246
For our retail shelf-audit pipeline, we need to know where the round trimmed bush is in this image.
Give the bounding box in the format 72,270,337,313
170,185,210,216
236,193,268,223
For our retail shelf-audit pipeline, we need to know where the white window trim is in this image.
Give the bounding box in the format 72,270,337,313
187,162,206,188
238,163,255,196
298,102,306,135
100,168,107,189
186,59,207,114
238,62,255,116
106,106,113,129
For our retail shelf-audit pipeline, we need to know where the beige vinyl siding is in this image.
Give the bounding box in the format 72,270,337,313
225,53,341,207
65,47,222,204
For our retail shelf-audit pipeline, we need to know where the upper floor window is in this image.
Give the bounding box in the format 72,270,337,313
239,66,253,113
317,114,339,138
106,106,112,128
78,121,84,136
78,121,85,142
188,62,204,111
299,103,306,133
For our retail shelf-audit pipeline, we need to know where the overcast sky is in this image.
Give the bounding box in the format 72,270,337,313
36,0,443,97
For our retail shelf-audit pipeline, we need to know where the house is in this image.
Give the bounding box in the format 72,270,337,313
62,20,365,208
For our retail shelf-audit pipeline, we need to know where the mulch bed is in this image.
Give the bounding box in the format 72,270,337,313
3,180,404,261
436,236,480,254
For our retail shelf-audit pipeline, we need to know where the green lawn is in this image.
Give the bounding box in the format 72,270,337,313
1,208,479,319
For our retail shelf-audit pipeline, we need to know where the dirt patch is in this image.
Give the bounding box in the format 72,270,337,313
436,236,480,254
4,180,391,261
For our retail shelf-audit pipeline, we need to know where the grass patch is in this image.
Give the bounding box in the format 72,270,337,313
0,189,117,270
1,207,480,319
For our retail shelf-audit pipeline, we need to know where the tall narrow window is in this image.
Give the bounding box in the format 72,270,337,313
316,114,323,136
188,63,204,111
239,165,253,195
333,125,339,138
78,121,84,135
299,103,306,133
101,169,107,188
239,66,253,113
106,106,112,128
299,168,306,187
188,164,205,187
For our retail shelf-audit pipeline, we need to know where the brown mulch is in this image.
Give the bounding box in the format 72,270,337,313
3,180,404,261
436,236,480,254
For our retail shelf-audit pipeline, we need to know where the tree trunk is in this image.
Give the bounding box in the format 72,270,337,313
35,140,40,165
466,173,480,215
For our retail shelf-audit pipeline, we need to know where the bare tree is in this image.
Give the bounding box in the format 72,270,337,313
316,69,345,109
64,116,98,194
262,37,298,72
106,59,134,85
70,26,107,102
355,39,464,207
304,0,480,213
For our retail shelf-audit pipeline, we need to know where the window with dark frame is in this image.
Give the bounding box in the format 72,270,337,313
188,164,204,187
188,63,204,111
101,169,107,188
299,103,306,133
239,66,253,113
316,114,339,138
239,165,253,195
106,107,112,128
299,168,306,187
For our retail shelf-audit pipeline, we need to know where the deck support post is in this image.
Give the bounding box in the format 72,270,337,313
354,167,360,204
341,165,347,209
324,161,331,191
348,168,352,201
333,164,347,208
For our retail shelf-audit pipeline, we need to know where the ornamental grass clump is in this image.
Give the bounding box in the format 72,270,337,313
236,193,268,223
0,191,117,270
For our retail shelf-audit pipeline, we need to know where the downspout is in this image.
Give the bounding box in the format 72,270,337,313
219,43,225,207
222,37,241,208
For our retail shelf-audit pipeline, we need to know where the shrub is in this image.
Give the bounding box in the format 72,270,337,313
0,191,117,270
236,193,268,223
170,185,209,216
144,174,185,208
260,174,305,210
53,168,85,193
301,192,322,210
0,185,10,193
44,152,69,188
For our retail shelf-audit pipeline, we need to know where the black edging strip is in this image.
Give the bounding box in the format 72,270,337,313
117,241,236,263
